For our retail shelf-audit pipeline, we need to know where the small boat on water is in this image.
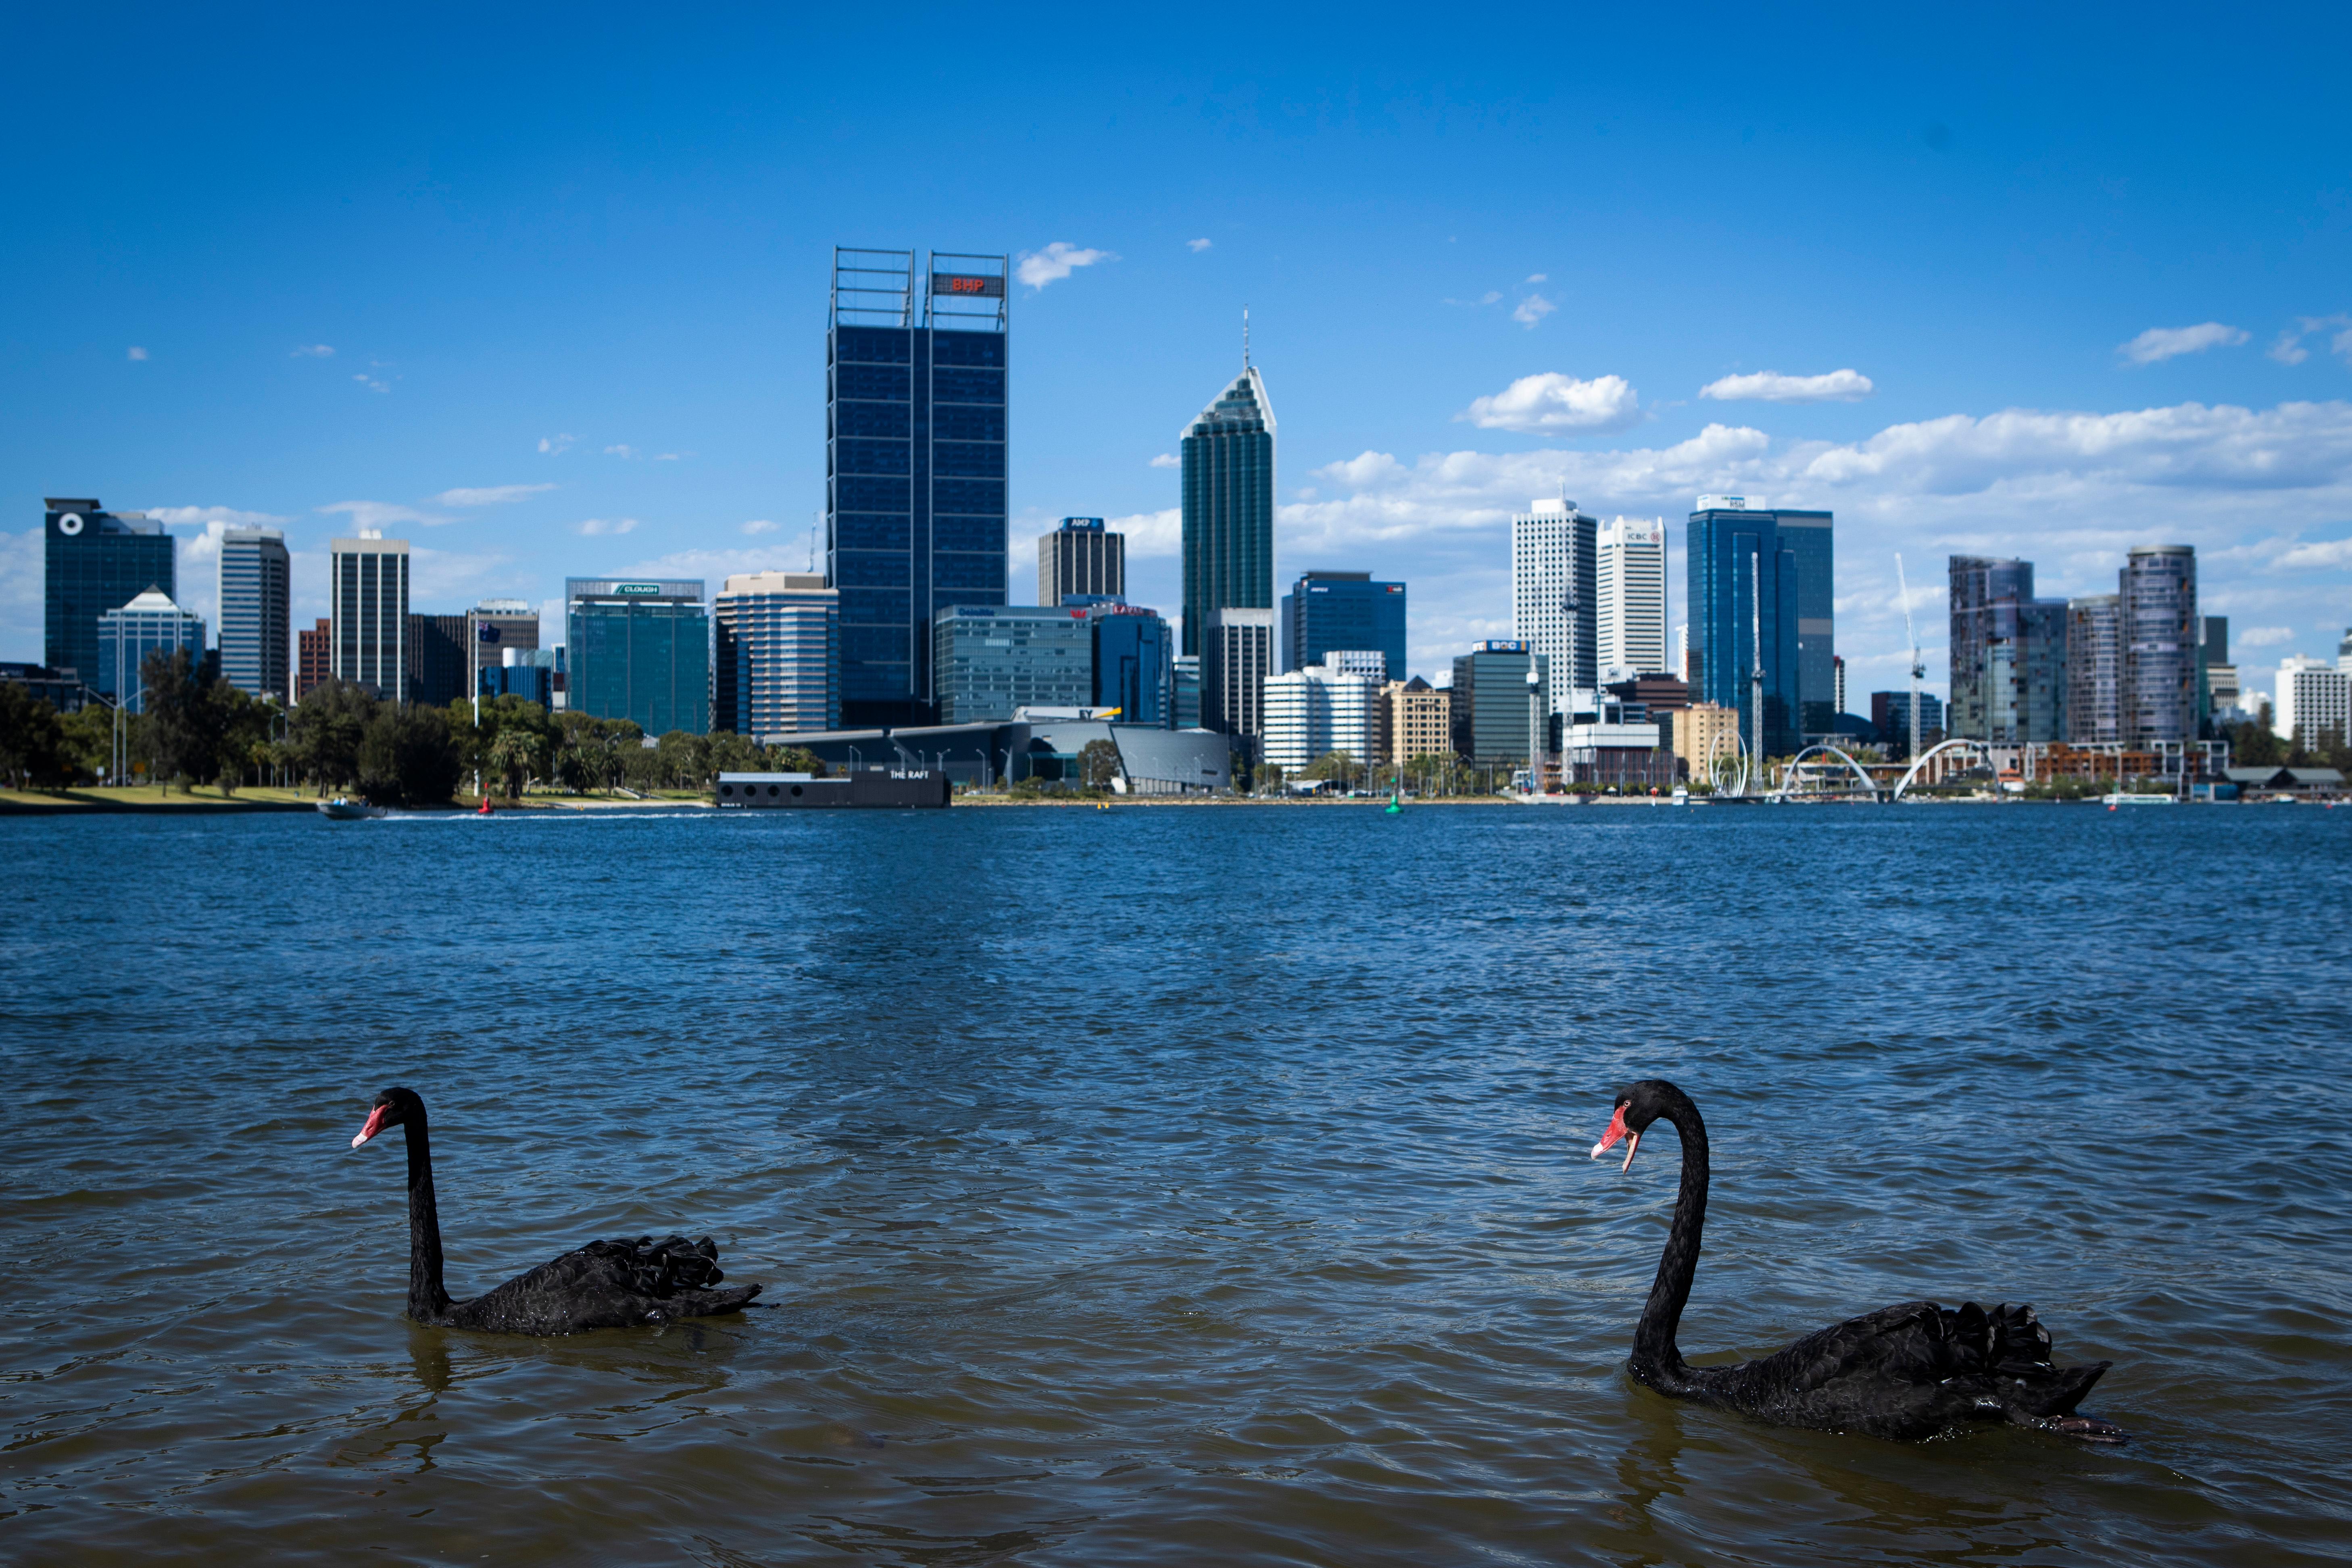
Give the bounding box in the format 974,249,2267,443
317,797,385,820
2102,792,2176,807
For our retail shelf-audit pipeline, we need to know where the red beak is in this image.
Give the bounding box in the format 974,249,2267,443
351,1105,392,1149
1591,1104,1641,1172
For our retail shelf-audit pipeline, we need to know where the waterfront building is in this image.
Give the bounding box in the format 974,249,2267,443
1281,571,1405,680
1201,607,1275,740
828,247,1009,726
0,663,89,713
1868,690,1945,755
1686,496,1833,755
2121,546,2198,746
2066,594,2121,745
1563,715,1676,788
1949,556,2067,745
2276,656,2350,746
1383,676,1451,765
1672,701,1741,776
1038,517,1124,607
217,527,289,701
932,604,1091,724
45,497,174,684
1180,365,1276,658
714,571,839,737
1513,499,1597,709
1087,601,1172,728
467,600,539,697
296,619,331,699
1597,515,1669,682
1172,655,1201,730
331,534,410,702
1450,640,1549,765
407,614,470,707
566,578,709,736
1262,653,1384,774
96,588,205,714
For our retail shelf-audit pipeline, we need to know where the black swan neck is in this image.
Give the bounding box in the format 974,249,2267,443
1634,1087,1709,1380
402,1114,452,1319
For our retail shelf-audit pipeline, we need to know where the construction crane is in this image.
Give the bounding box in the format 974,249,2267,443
1894,553,1924,765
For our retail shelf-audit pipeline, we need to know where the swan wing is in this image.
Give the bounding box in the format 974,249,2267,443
1775,1301,1962,1395
447,1234,761,1335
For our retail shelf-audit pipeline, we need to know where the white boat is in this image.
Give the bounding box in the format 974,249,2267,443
317,797,385,820
2101,792,2176,806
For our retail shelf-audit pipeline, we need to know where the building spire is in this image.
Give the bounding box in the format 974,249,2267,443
1243,306,1251,370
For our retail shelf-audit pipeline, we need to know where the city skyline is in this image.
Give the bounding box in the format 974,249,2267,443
4,13,2351,703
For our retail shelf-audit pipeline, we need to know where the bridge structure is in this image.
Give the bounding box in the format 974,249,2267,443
1767,743,1886,802
1702,726,1751,798
1890,737,1997,800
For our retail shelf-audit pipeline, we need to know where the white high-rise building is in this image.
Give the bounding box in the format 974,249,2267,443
1261,652,1384,773
1596,516,1668,682
329,532,409,702
217,527,290,701
2276,655,2350,746
1512,498,1596,713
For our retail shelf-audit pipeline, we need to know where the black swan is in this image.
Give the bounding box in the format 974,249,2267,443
351,1085,761,1334
1592,1079,2123,1443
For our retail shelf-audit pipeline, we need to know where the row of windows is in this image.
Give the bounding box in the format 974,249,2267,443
832,440,1007,480
832,404,1009,443
834,550,1005,590
833,326,1007,368
830,365,1008,404
833,515,1005,553
833,475,1013,514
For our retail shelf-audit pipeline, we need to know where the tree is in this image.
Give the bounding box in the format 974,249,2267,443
486,725,544,799
1077,738,1121,790
655,730,711,790
57,704,119,783
0,684,68,788
765,744,828,777
706,730,762,778
1256,761,1286,794
290,679,378,794
2229,713,2284,769
141,648,227,790
1303,749,1356,790
358,705,463,805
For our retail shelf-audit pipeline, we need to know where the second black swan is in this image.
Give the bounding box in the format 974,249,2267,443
1593,1079,2123,1443
351,1086,761,1334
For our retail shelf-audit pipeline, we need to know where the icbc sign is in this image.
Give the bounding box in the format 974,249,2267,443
931,273,1004,298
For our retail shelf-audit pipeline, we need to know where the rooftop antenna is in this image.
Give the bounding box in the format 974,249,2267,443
1895,553,1923,764
809,509,820,575
1243,306,1251,370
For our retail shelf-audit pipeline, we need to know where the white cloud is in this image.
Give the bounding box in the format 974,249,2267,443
2270,538,2352,571
319,500,446,531
606,546,807,587
1701,368,1876,403
575,517,639,536
2269,315,2352,367
2118,322,2248,365
1513,294,1558,328
127,346,148,361
145,505,288,528
1459,371,1643,433
538,433,577,455
1525,273,1548,284
353,373,389,393
1149,452,1178,469
1106,507,1181,558
739,519,780,535
2237,625,2295,646
603,444,638,459
1187,238,1212,252
291,344,335,358
1015,242,1116,290
655,452,684,462
433,483,556,507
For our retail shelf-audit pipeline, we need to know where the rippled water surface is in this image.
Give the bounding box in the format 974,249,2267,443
6,801,2351,1565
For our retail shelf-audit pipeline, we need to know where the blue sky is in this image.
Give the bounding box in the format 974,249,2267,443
7,5,2351,701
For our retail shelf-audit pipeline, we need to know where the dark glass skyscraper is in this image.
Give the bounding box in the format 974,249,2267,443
828,248,1009,727
1949,556,2068,744
1180,365,1276,658
1281,571,1405,680
1686,500,1831,755
44,497,175,682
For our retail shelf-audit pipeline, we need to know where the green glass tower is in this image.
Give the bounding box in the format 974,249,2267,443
1179,363,1276,658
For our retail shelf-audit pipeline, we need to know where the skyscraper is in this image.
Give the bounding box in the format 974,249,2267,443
1949,556,2067,744
1180,364,1276,658
2120,546,2197,746
932,604,1091,723
44,497,175,684
1280,571,1405,680
217,527,289,701
828,248,1009,727
1513,499,1596,709
406,614,469,707
1450,640,1551,765
296,619,331,699
97,589,205,714
331,534,410,702
1201,607,1274,739
467,600,540,701
2066,594,2121,745
1596,515,1669,682
1038,517,1124,607
567,579,709,736
714,571,839,737
1088,602,1172,727
1686,497,1830,756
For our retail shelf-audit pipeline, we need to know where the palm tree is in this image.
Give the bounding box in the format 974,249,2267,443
487,728,538,799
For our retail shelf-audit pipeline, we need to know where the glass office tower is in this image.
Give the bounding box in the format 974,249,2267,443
44,497,175,683
566,578,710,736
1089,603,1173,727
97,589,206,714
1180,365,1276,658
218,527,290,701
2120,545,2198,745
1686,498,1816,755
1281,571,1405,681
1950,556,2068,744
828,248,1009,727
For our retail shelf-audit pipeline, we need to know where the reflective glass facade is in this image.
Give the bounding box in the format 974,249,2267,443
1180,367,1276,658
714,572,839,738
218,528,289,701
932,605,1091,723
97,589,206,714
1282,571,1405,681
828,248,1009,727
1950,556,2068,744
1687,506,1806,755
566,579,710,736
1089,604,1172,727
44,498,175,682
1449,641,1551,765
2121,546,2197,744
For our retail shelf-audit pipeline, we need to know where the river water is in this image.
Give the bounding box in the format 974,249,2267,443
4,801,2349,1565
